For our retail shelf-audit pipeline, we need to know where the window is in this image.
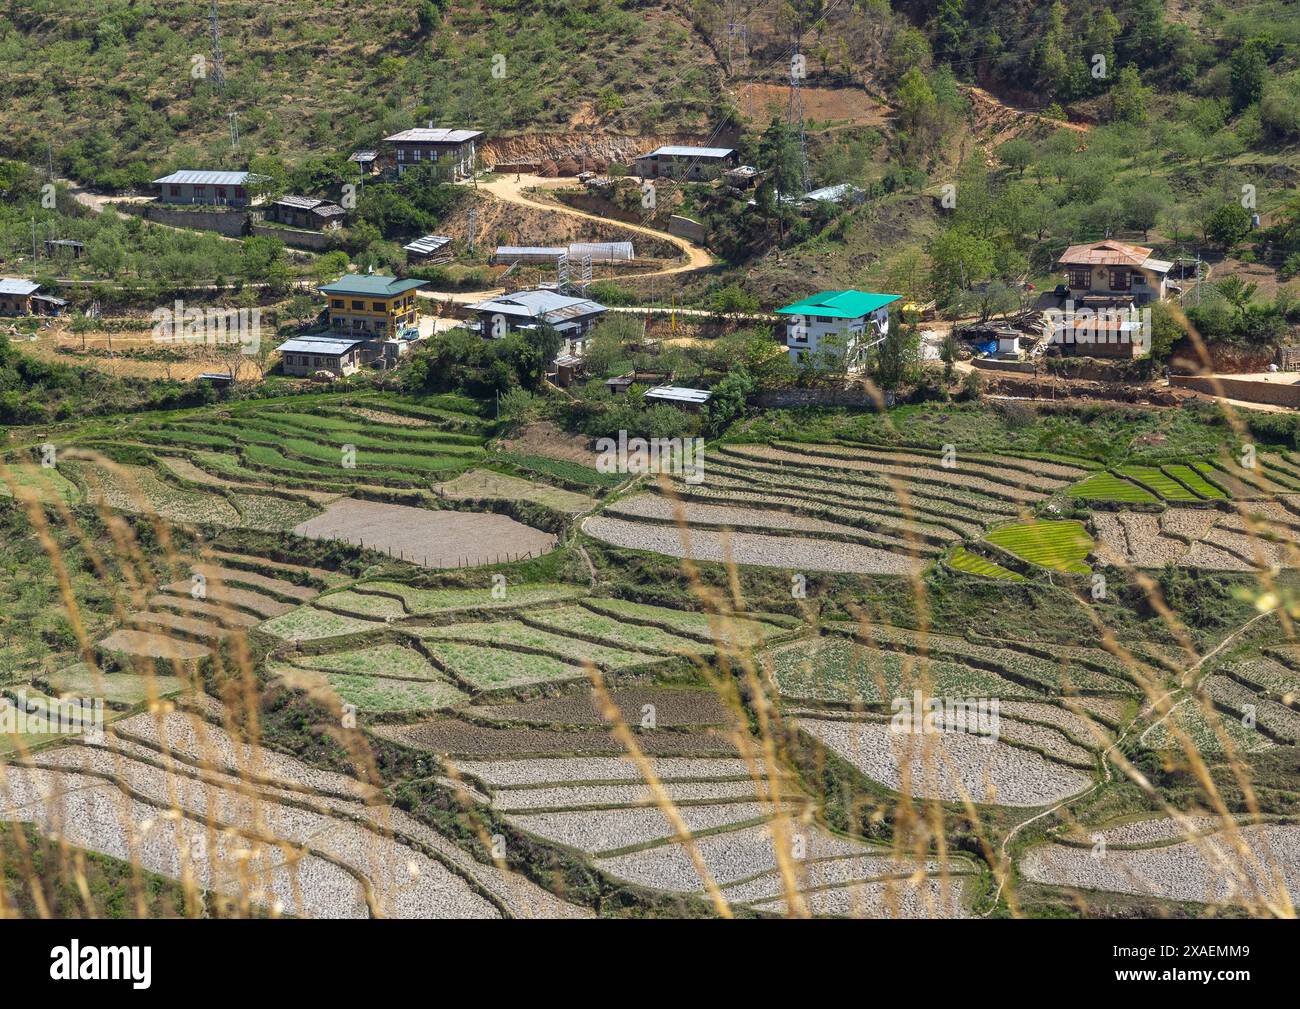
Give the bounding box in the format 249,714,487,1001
331,299,344,309
234,187,244,198
1109,269,1131,291
169,185,181,196
413,149,422,161
351,300,364,310
192,186,206,198
372,302,385,312
1068,269,1091,289
398,148,406,161
216,187,227,199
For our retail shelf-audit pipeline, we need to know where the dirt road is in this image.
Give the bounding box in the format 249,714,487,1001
474,174,714,277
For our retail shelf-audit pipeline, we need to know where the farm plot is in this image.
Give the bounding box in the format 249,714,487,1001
291,643,443,680
983,520,1092,574
1202,674,1300,744
583,515,927,575
434,469,595,514
1019,824,1300,908
0,462,80,505
521,605,714,658
348,581,585,616
1114,466,1203,502
372,717,737,757
465,686,738,727
798,716,1094,807
1066,471,1159,504
1094,506,1297,571
446,733,966,916
422,639,589,691
1142,700,1274,754
579,598,791,648
945,547,1023,581
420,621,667,672
276,666,468,714
315,590,409,620
827,623,1138,695
293,498,556,568
63,459,241,527
763,635,1038,705
41,664,186,708
259,606,382,643
607,491,946,555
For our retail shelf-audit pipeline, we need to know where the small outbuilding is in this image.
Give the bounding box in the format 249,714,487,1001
643,385,712,412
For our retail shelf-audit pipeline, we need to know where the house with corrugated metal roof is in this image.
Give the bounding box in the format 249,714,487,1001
1056,240,1172,306
633,145,738,180
383,127,482,180
404,235,452,263
466,288,607,361
775,290,903,370
0,278,42,315
275,334,369,377
266,195,346,231
152,170,270,207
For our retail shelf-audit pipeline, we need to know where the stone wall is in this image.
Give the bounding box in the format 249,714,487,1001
1171,374,1300,408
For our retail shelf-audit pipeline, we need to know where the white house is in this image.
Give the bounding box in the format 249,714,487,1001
774,290,902,370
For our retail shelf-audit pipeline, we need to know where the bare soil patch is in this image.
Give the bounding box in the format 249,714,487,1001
292,498,556,567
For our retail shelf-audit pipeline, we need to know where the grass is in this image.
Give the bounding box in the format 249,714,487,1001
984,520,1093,575
946,547,1025,581
580,598,789,646
1065,472,1159,504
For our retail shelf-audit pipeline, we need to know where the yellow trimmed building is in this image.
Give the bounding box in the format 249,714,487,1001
320,274,428,339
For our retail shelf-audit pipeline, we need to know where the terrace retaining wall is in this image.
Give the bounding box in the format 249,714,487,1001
753,387,889,409
1170,374,1300,408
250,223,335,251
115,202,250,237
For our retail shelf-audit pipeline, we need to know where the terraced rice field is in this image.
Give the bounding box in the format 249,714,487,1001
1020,823,1300,908
346,581,586,617
984,520,1092,574
1,704,586,918
420,621,661,673
764,635,1039,704
259,606,382,642
406,686,974,916
580,598,792,647
799,716,1093,807
1093,505,1300,570
582,441,1088,576
293,498,557,568
945,546,1023,581
434,468,595,514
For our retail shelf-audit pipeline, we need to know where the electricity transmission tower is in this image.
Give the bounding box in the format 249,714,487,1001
787,27,811,196
228,112,240,150
208,0,227,92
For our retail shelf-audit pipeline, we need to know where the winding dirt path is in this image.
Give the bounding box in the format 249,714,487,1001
474,174,714,277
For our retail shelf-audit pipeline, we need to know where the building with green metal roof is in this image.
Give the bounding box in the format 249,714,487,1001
318,274,429,298
318,273,428,342
775,289,902,371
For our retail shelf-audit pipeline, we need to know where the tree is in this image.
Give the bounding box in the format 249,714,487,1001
1109,67,1151,124
703,364,753,437
1214,276,1259,318
875,313,920,392
1122,188,1166,240
928,229,995,310
940,330,959,382
996,139,1033,177
1206,202,1251,250
1229,38,1270,112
